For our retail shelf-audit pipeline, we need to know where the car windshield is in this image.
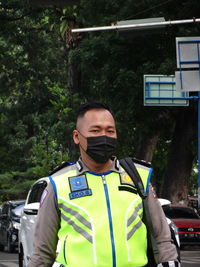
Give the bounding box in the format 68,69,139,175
11,202,24,209
12,203,25,217
163,206,199,219
10,201,25,217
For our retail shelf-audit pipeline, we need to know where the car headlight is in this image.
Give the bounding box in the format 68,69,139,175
13,221,20,230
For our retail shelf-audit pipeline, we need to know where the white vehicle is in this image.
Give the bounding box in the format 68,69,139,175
18,177,49,267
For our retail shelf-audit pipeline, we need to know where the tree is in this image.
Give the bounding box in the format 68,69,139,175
74,0,200,201
1,0,200,202
162,107,197,202
0,1,76,200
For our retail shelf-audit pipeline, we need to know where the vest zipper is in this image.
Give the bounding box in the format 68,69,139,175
102,175,116,267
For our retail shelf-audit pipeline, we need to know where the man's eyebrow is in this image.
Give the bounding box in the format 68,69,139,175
89,125,116,129
89,125,101,129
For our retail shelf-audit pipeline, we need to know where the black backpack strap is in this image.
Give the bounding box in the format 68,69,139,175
119,157,158,266
119,157,148,199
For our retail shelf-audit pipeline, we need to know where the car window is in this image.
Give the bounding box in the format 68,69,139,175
163,206,199,219
27,181,48,204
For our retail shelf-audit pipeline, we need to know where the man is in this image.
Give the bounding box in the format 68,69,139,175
28,102,180,267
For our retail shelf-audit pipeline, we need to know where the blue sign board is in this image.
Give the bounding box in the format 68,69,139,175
144,75,189,106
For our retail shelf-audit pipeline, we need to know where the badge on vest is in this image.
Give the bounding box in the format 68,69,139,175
119,172,137,194
69,175,92,200
120,172,135,186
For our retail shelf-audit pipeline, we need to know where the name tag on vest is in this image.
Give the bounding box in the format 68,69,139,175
69,189,92,200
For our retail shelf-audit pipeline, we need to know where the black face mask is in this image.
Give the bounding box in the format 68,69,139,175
78,132,117,163
86,135,117,163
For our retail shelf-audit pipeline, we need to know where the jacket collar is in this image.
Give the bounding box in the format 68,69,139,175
76,157,123,175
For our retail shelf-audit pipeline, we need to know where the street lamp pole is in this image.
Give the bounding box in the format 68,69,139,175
198,92,200,209
72,17,200,33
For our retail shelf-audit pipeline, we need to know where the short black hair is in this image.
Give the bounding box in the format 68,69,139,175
76,102,114,119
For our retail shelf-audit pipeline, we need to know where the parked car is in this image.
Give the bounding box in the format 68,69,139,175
162,202,200,248
0,200,25,252
18,177,49,267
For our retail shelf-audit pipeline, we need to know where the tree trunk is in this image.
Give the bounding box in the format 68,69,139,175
161,108,196,203
66,21,82,94
68,54,81,94
135,135,159,162
65,21,82,159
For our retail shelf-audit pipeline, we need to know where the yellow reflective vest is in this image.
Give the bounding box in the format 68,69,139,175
50,161,152,267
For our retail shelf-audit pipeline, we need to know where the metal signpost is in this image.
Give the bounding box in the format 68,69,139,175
175,37,200,209
144,37,200,208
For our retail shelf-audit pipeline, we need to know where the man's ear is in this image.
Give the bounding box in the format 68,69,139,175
73,129,80,145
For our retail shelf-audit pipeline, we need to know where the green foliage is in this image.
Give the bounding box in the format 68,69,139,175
0,1,74,200
77,0,200,195
0,171,36,201
0,0,200,201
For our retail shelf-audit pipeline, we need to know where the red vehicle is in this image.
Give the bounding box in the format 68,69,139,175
162,204,200,248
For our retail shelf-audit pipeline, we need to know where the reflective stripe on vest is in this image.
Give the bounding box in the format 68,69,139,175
51,164,152,267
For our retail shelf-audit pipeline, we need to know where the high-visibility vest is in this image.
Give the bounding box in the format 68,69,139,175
50,162,152,267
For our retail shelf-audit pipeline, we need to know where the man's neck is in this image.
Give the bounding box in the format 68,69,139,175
81,155,113,173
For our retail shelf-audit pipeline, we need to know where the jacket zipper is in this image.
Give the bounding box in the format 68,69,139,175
102,175,116,267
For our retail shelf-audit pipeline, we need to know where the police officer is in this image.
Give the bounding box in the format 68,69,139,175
28,102,180,267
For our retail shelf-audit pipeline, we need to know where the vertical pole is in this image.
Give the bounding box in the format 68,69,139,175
198,91,200,209
197,42,200,210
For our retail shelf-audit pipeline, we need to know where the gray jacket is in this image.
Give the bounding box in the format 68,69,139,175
28,158,180,267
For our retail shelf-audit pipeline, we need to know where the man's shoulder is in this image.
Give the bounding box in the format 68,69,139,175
132,157,152,168
119,157,152,170
49,161,77,177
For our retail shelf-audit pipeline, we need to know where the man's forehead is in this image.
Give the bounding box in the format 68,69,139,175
77,108,115,128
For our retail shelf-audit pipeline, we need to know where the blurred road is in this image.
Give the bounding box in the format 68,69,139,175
0,247,200,266
181,247,200,267
0,250,18,267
